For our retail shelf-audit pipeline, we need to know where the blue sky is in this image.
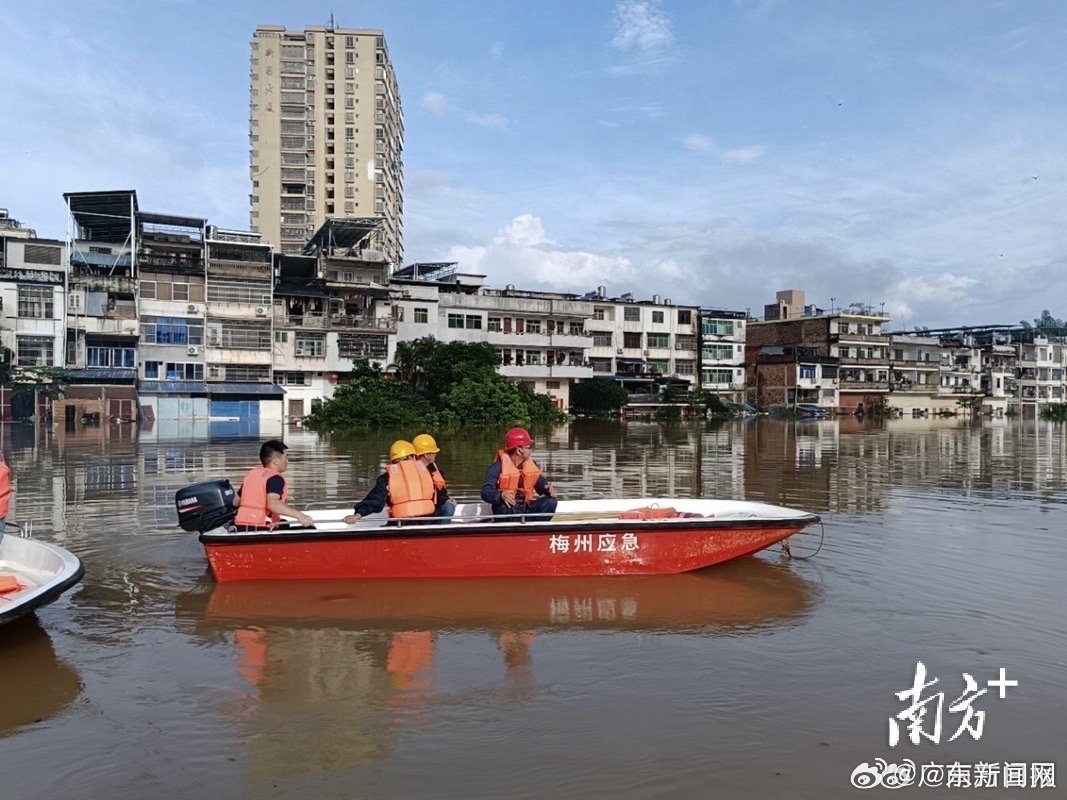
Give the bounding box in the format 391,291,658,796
1,1,1065,328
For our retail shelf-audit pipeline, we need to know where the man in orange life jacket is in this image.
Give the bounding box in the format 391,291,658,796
480,427,558,519
232,439,314,530
412,433,456,518
343,440,444,524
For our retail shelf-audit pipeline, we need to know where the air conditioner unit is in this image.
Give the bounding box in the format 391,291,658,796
187,304,198,313
187,346,200,356
255,306,268,316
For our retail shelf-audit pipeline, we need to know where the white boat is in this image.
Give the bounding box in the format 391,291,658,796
0,525,85,626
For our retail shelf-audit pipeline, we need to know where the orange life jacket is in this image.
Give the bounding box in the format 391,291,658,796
387,460,436,518
0,461,10,519
496,450,541,502
234,467,288,528
428,464,447,492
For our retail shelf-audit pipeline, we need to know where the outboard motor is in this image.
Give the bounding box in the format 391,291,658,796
175,479,237,533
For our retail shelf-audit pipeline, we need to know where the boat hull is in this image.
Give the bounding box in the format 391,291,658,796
201,514,817,582
0,533,85,626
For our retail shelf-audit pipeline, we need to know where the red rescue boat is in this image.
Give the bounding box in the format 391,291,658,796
185,492,819,582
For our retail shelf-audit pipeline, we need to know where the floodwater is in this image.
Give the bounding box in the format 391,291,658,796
1,417,1064,799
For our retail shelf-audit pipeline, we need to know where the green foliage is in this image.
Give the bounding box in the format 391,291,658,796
1020,310,1067,334
305,371,435,430
307,341,565,431
570,379,629,417
5,366,69,399
1039,404,1067,421
424,340,500,403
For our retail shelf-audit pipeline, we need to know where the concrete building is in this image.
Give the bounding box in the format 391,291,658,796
698,308,747,404
583,289,701,392
389,264,594,410
0,209,65,420
250,23,404,265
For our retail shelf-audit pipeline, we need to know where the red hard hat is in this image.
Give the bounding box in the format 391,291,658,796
504,427,534,449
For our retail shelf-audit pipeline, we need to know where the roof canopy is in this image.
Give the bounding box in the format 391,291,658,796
64,190,138,243
303,218,379,256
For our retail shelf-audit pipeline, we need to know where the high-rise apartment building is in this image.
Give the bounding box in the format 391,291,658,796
249,24,404,265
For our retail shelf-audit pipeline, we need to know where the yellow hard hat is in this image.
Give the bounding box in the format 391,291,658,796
389,440,416,462
412,433,440,455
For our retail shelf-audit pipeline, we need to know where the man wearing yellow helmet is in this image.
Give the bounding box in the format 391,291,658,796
412,433,456,518
344,440,440,524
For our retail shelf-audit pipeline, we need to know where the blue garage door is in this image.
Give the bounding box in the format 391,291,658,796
210,399,260,439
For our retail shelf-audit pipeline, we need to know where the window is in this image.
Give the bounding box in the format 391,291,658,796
274,331,288,343
465,315,482,330
676,361,695,375
525,319,541,334
647,359,669,374
447,313,464,329
569,322,584,336
277,371,308,386
295,332,326,357
17,336,54,366
414,307,428,324
799,364,817,381
623,332,642,349
702,368,733,386
17,285,54,318
87,343,136,368
702,344,733,361
624,307,640,322
487,316,502,332
525,350,542,365
144,361,204,381
678,310,692,325
546,380,561,389
647,333,670,349
593,308,605,320
701,318,734,337
592,332,613,347
652,310,664,324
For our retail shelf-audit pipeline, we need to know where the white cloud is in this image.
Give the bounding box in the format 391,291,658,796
419,90,508,131
465,112,509,131
490,41,505,59
722,145,764,164
608,0,676,75
683,133,715,152
447,214,638,290
420,91,449,116
611,1,674,51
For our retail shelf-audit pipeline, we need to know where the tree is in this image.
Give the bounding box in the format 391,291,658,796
424,340,500,402
1020,310,1067,335
570,379,629,417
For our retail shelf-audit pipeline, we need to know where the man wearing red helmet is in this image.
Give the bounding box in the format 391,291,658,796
480,427,558,519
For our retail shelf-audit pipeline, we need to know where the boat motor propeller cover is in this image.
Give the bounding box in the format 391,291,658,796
175,479,237,533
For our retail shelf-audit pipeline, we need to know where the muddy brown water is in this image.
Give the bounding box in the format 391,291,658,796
0,417,1064,799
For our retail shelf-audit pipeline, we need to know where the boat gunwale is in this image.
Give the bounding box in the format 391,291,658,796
0,557,85,624
199,513,821,546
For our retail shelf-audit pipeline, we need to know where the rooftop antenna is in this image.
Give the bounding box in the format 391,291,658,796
327,12,336,31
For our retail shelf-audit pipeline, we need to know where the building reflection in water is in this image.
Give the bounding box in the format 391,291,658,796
176,557,816,781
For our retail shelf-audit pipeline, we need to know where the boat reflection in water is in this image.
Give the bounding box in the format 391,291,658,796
177,558,815,788
0,617,83,738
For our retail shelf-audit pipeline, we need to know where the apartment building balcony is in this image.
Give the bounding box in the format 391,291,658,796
839,356,890,367
69,271,137,295
833,333,889,344
206,260,272,281
839,379,889,392
69,315,139,337
448,293,592,318
500,363,592,381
